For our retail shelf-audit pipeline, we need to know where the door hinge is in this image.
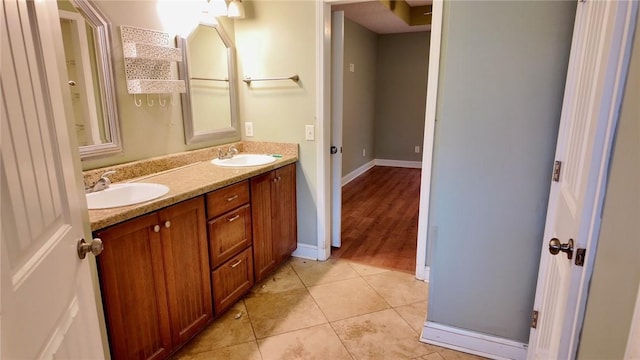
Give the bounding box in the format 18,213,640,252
531,310,539,329
552,160,562,182
575,248,586,266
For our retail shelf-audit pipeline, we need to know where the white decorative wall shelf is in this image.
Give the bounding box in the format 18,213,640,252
120,25,185,94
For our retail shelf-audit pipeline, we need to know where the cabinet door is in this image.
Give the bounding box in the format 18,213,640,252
275,164,298,260
251,171,277,282
96,213,172,360
159,197,212,348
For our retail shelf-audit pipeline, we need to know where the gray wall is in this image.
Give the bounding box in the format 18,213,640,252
427,0,575,343
577,16,640,359
342,18,377,175
374,32,429,162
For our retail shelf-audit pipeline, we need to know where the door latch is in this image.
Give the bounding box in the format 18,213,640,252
330,146,338,155
575,248,586,266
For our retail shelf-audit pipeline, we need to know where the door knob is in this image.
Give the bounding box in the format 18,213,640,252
77,238,104,259
549,238,574,260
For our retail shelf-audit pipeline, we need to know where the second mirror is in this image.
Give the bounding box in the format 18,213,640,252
178,21,239,144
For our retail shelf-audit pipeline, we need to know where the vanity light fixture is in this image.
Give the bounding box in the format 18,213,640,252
207,0,227,17
227,0,245,19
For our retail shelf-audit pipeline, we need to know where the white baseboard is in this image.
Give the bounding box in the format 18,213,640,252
375,159,422,168
292,243,319,260
342,160,375,186
341,159,422,187
420,321,528,360
416,266,430,283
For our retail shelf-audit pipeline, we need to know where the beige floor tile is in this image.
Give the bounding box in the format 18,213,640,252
420,352,446,360
290,257,360,286
438,348,488,360
394,301,428,334
174,341,262,360
332,309,438,360
244,288,327,339
348,262,391,276
308,277,389,321
364,271,428,307
176,301,255,355
257,323,353,360
250,262,305,295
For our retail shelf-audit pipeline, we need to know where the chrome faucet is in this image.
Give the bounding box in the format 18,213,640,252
85,170,116,193
218,145,239,160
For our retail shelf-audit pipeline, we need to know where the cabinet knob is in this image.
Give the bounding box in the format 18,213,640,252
164,221,171,228
153,225,161,232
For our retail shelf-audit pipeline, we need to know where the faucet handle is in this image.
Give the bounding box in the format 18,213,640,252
100,170,116,185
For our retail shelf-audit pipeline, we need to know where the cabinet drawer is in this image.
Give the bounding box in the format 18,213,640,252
208,204,252,268
206,181,250,219
212,247,254,316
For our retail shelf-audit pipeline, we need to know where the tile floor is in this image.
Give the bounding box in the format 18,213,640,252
173,257,485,360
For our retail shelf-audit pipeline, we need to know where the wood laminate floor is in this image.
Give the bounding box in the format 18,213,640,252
331,166,421,273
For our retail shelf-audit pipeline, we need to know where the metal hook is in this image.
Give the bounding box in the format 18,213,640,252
134,94,142,107
158,94,167,107
146,94,154,107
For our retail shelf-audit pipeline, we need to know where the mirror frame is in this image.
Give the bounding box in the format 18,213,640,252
67,0,122,159
177,21,240,144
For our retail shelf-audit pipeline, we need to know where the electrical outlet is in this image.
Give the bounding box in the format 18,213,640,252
305,125,315,141
415,146,421,153
245,122,254,137
349,63,355,72
362,148,366,157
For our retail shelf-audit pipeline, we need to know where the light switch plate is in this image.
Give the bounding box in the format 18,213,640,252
245,122,254,137
305,125,315,141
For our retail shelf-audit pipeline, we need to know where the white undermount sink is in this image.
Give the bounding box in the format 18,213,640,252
211,154,277,167
86,183,170,210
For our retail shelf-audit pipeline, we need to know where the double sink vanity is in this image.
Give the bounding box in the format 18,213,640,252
85,141,298,359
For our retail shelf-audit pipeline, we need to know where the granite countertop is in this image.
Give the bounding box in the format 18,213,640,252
88,142,297,231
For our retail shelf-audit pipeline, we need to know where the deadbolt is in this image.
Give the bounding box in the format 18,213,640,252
549,238,574,260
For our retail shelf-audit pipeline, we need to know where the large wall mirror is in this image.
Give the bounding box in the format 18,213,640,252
57,0,121,159
178,21,240,144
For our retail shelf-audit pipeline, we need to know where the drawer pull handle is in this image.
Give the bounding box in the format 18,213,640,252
230,259,243,268
227,214,240,222
226,194,239,202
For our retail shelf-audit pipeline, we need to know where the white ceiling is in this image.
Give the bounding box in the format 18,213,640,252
332,0,431,34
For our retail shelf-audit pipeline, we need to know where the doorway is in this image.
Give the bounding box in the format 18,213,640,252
328,2,431,274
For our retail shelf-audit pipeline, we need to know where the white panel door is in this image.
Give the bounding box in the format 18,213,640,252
528,1,638,359
1,0,104,358
330,10,345,248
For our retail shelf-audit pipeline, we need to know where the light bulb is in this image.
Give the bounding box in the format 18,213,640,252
227,0,245,19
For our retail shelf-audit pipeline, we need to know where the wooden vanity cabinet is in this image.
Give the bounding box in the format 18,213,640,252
251,163,297,282
96,197,212,360
206,181,255,316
